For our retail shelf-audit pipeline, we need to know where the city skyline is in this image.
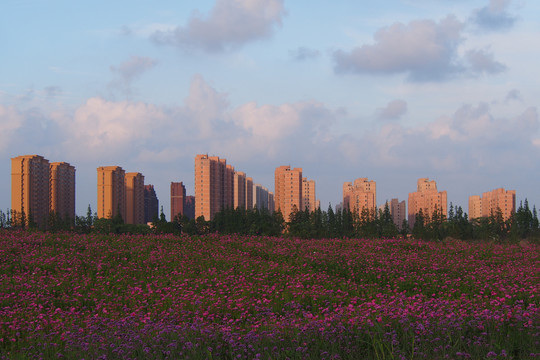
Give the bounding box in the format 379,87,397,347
9,153,520,225
1,1,539,217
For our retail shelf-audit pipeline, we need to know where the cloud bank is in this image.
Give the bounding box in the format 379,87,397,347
333,12,508,81
151,0,286,52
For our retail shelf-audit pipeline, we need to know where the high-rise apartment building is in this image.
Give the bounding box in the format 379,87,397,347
50,162,76,221
385,198,406,229
234,171,246,209
246,177,253,210
408,178,447,226
195,155,235,220
195,154,270,219
11,155,51,227
268,192,275,213
274,166,303,221
302,178,317,212
171,182,186,221
469,188,516,221
144,184,159,223
184,196,196,220
225,165,234,210
469,195,482,220
253,184,271,211
343,178,376,215
125,172,144,225
97,166,126,220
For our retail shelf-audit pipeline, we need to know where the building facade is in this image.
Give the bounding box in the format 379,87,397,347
97,166,126,220
468,188,516,221
184,196,196,220
195,154,237,220
302,178,317,213
274,166,303,221
343,178,376,215
144,184,159,223
234,171,246,209
408,178,447,226
125,172,145,225
246,177,253,210
11,155,51,227
50,162,76,221
171,182,186,221
387,198,406,229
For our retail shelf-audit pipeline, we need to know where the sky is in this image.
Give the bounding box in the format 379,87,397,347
1,0,540,219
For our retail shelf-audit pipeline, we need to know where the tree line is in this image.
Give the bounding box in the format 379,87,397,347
1,200,539,242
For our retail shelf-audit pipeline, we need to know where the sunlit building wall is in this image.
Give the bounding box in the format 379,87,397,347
274,166,302,222
408,178,447,227
97,166,126,220
11,155,51,227
50,161,76,221
343,178,376,215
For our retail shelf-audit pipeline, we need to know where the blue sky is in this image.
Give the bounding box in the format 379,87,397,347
1,0,540,218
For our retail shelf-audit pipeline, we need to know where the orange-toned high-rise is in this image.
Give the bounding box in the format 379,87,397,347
408,178,447,226
343,178,376,215
11,155,51,227
195,155,235,220
302,178,317,212
97,166,126,220
125,172,145,224
50,162,76,221
274,166,303,221
468,188,515,221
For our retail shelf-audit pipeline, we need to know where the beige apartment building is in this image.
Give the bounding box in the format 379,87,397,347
97,166,126,220
274,166,303,221
343,178,376,215
11,155,51,227
171,182,186,221
302,178,317,213
408,178,447,226
125,172,145,225
469,188,516,221
50,162,76,221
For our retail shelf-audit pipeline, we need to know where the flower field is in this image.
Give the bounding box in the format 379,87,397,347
1,230,539,359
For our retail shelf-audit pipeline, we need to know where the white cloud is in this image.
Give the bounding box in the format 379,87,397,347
151,0,285,52
55,97,169,159
333,13,509,82
334,15,465,81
